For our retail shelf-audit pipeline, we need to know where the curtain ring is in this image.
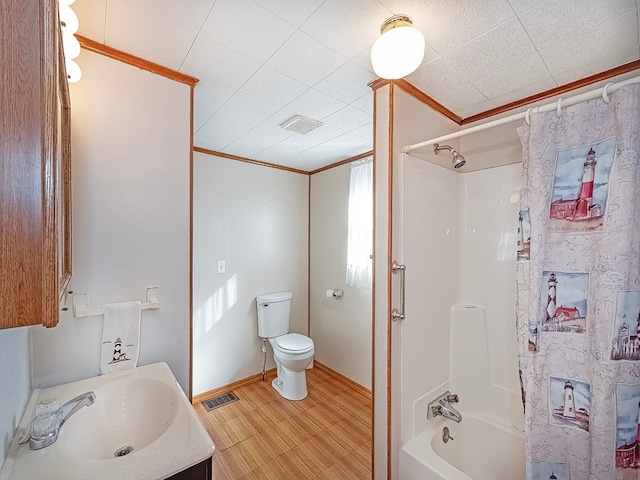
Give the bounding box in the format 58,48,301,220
525,107,533,126
602,82,614,103
556,97,562,117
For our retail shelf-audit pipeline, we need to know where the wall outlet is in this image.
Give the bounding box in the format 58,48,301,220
217,260,225,274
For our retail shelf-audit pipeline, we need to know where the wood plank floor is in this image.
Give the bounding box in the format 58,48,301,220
193,368,372,479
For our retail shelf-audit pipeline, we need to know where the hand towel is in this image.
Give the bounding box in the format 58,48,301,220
100,301,141,374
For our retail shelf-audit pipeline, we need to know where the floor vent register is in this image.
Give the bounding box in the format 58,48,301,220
202,391,239,411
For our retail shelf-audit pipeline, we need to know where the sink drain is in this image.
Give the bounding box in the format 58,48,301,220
115,446,133,457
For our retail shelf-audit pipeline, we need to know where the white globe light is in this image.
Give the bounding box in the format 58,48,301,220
371,24,425,80
66,59,82,83
62,32,81,59
59,5,79,34
58,0,76,5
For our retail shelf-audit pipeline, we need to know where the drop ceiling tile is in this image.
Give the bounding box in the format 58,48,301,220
194,79,236,110
199,0,295,63
253,0,325,27
300,0,392,59
265,31,347,87
194,115,252,151
240,67,308,108
215,92,281,128
106,0,198,70
506,0,546,14
180,36,260,89
351,47,376,73
285,145,345,170
408,65,488,110
489,77,557,107
322,106,373,132
537,10,639,75
221,116,296,158
74,0,107,43
352,92,373,116
553,48,640,86
519,0,636,52
194,103,219,133
285,89,347,121
315,62,377,104
415,17,537,85
326,131,373,151
468,51,551,99
428,82,489,113
288,123,344,145
379,0,516,54
121,0,216,31
350,123,373,141
254,138,309,163
455,100,497,119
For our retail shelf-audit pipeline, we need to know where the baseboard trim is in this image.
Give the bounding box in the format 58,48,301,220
192,368,277,405
192,362,372,405
314,361,372,400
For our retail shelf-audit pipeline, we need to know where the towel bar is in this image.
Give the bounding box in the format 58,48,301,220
71,287,159,318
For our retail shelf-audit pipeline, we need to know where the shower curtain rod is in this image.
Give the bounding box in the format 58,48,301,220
402,74,640,154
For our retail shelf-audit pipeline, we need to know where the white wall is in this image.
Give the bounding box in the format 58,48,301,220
31,51,192,394
309,163,372,389
0,327,31,469
192,153,308,396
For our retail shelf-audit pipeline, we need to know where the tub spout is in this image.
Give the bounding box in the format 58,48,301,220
427,391,462,423
434,401,462,423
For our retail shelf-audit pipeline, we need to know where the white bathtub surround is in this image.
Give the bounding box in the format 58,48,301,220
0,363,214,480
516,84,640,478
450,305,523,430
401,413,524,480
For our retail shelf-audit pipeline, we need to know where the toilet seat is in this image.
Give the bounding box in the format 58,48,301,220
274,333,313,354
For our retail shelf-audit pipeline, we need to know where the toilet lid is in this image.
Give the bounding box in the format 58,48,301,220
275,333,314,353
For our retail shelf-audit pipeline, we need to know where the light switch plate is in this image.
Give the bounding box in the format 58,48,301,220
217,260,225,274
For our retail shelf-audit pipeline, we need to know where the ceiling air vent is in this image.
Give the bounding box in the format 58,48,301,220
280,115,323,135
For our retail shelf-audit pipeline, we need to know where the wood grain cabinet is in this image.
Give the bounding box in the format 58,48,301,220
0,0,72,329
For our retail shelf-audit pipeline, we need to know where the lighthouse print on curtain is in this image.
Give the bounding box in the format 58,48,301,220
516,84,640,480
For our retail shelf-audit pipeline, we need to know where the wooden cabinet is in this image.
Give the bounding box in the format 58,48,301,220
0,0,72,329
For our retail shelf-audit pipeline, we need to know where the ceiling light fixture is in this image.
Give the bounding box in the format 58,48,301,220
371,14,425,80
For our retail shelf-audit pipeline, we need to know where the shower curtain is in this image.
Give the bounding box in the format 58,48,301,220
516,84,640,480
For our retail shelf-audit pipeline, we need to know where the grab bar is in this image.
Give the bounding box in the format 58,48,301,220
391,261,406,321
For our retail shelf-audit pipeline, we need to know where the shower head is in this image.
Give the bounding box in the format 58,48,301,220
433,143,466,169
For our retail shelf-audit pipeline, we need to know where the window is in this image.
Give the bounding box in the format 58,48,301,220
346,159,373,289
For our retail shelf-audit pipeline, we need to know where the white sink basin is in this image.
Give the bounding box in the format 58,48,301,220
0,363,214,480
58,377,178,460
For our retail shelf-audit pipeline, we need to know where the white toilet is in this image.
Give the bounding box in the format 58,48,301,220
257,291,314,401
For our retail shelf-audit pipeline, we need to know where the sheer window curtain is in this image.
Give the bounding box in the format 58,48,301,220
346,159,373,289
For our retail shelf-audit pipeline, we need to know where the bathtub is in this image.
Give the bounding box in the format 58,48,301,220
400,413,525,480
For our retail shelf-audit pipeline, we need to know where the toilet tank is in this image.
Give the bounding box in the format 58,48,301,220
257,291,293,338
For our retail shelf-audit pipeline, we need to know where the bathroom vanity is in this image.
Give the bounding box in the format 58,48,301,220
0,363,214,480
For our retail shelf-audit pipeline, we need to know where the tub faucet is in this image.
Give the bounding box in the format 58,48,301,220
21,391,96,450
427,391,462,423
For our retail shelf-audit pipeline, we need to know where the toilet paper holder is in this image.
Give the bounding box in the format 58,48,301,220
326,289,344,299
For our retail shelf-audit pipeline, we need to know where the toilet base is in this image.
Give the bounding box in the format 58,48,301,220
271,369,308,401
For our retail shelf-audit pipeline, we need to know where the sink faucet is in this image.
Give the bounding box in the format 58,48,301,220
21,391,96,450
427,391,462,423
